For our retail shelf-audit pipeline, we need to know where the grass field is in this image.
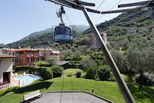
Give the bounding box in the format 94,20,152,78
0,77,154,103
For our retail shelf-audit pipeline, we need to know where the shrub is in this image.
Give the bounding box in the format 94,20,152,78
0,86,20,96
85,69,97,79
136,74,154,86
76,71,82,78
81,56,98,79
51,65,64,78
37,67,53,80
34,61,51,67
81,56,97,72
96,65,111,81
15,66,34,72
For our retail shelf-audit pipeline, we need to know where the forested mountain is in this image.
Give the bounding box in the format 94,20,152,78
21,28,52,41
85,11,152,34
6,33,53,48
6,25,88,48
6,10,153,48
20,25,89,41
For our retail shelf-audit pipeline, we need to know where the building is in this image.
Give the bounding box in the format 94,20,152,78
149,26,154,38
0,48,16,89
5,48,60,66
101,32,108,45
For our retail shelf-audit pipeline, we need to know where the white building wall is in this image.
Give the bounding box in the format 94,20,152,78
0,48,2,54
0,58,13,83
39,51,45,56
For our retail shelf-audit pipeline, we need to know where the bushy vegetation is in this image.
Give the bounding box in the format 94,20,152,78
96,65,111,81
38,67,53,80
51,65,64,78
76,71,82,78
34,61,51,67
110,34,154,88
15,66,53,80
63,68,84,77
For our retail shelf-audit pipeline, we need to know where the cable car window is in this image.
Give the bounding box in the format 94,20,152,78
54,27,71,35
65,27,71,36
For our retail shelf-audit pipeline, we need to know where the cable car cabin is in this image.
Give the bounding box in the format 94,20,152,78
54,24,73,43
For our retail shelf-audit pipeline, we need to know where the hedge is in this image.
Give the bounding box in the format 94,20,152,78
15,66,53,80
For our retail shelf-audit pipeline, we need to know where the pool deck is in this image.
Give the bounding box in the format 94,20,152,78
31,91,112,103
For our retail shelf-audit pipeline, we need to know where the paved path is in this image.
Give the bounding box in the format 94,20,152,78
31,92,111,103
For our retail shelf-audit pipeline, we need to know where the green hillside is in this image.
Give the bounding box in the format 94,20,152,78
85,11,152,34
6,33,53,48
6,10,153,49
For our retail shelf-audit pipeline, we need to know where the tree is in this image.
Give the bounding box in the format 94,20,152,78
111,50,126,73
81,56,97,79
51,65,64,78
72,50,82,61
96,65,111,81
76,71,82,78
34,61,51,67
81,56,97,72
146,48,154,72
126,48,148,88
61,49,73,60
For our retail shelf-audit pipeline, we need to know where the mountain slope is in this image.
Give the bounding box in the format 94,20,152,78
84,11,152,34
20,25,89,41
6,11,153,48
6,33,53,48
21,28,52,41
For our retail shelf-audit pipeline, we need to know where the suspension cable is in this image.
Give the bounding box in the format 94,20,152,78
90,0,106,17
65,13,73,25
96,0,123,23
79,0,107,26
96,0,106,10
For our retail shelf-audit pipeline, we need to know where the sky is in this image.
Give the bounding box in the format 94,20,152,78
0,0,144,44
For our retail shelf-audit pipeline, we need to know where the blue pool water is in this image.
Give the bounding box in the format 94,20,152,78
16,75,41,86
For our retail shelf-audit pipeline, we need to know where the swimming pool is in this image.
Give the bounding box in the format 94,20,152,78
16,75,41,86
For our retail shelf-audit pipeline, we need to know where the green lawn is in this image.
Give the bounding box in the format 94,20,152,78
0,77,154,103
63,68,85,77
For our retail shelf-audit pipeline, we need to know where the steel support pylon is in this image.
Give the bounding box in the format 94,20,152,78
83,8,135,103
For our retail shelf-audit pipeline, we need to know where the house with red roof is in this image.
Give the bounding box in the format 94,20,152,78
5,48,60,66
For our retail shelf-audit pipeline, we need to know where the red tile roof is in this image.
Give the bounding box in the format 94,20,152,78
5,48,36,52
0,54,16,58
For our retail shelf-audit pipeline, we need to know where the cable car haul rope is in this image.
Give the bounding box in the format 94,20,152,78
46,0,154,103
